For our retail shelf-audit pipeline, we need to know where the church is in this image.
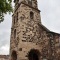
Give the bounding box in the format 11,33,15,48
10,0,60,60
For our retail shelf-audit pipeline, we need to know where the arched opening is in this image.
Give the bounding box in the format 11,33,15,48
28,49,40,60
28,0,32,6
11,51,17,60
30,12,34,19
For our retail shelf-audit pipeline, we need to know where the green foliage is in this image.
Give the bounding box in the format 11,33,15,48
0,0,13,23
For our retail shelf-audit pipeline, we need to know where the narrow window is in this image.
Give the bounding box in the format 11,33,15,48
14,16,15,24
30,12,34,19
28,0,32,5
17,12,18,21
14,29,16,38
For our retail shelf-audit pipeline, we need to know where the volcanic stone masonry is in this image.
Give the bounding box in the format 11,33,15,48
10,0,60,60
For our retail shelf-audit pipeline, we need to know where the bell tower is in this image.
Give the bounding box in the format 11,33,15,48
10,0,42,60
14,0,38,8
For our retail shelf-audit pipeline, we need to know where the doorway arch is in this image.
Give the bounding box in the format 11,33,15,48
11,50,17,60
28,49,40,60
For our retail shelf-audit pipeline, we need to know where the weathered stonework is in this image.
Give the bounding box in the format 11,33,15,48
10,0,60,60
0,55,9,60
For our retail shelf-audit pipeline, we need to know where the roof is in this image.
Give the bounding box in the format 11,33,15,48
38,23,60,35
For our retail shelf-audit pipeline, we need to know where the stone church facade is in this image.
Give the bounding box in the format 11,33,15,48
10,0,60,60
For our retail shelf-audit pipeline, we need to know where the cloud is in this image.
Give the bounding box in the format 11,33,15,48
0,14,11,55
38,0,60,33
0,45,9,55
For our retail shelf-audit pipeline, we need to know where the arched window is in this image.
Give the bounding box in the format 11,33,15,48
30,12,34,19
14,29,16,38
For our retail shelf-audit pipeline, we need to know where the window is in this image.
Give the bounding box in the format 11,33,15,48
16,12,18,21
14,29,16,38
28,0,32,5
30,12,34,19
14,16,15,24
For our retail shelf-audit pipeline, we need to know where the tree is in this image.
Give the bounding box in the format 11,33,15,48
0,0,13,23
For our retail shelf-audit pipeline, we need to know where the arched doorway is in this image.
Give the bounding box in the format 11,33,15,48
28,49,40,60
11,51,17,60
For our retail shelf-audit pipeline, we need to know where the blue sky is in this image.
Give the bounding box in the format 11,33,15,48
0,0,60,55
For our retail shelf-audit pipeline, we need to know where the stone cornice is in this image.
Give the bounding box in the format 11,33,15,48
14,2,41,13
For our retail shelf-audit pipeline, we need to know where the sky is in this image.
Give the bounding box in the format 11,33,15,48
0,0,60,55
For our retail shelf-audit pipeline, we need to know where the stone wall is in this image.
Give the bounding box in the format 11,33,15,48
10,0,60,60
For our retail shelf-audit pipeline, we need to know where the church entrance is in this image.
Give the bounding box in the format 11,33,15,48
28,49,40,60
11,51,17,60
